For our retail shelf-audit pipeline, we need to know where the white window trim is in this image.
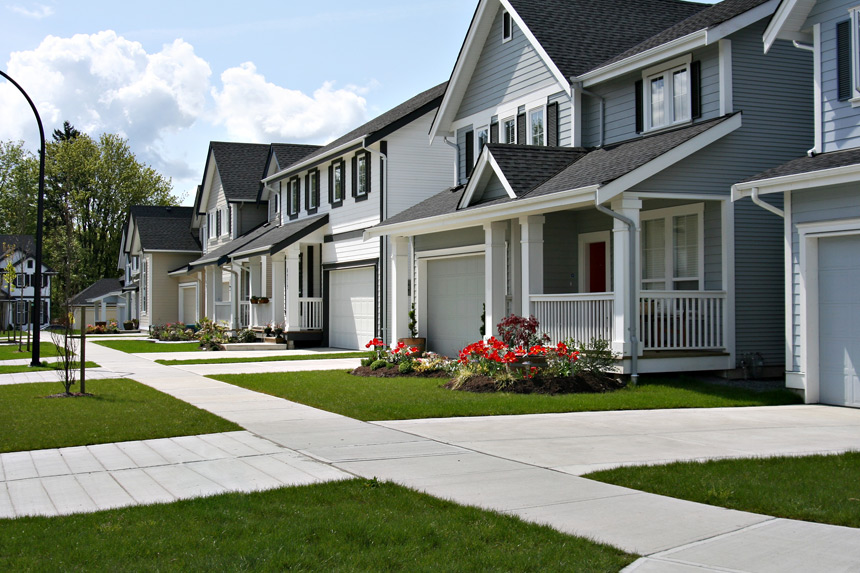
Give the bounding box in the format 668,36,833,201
308,171,319,209
332,162,344,203
356,153,369,197
475,124,489,156
640,202,705,291
642,54,693,133
451,85,559,137
528,106,546,145
501,116,516,144
502,11,513,43
208,210,216,239
849,6,860,103
289,178,300,215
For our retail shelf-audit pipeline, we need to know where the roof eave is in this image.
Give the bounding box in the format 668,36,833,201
763,0,815,53
262,140,365,184
732,162,860,200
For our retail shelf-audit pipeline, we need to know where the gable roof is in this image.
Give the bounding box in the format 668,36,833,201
763,0,816,52
485,144,588,196
136,216,201,253
228,214,328,259
185,221,274,269
69,278,122,306
0,235,35,258
207,142,271,202
732,147,860,199
263,82,447,184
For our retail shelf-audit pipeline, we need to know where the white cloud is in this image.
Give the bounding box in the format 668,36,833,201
211,62,368,144
6,3,54,19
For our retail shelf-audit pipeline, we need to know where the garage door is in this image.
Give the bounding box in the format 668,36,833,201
818,235,860,407
180,286,198,325
426,255,485,358
329,267,375,349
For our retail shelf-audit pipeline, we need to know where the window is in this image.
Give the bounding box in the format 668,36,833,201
330,160,344,206
273,190,280,214
288,177,300,217
476,126,489,154
837,11,860,102
225,206,232,237
208,211,215,239
529,108,544,145
215,210,222,237
643,57,692,131
502,11,512,42
16,301,28,326
503,117,516,143
307,170,319,211
356,152,369,197
641,204,703,291
26,259,33,270
14,273,24,288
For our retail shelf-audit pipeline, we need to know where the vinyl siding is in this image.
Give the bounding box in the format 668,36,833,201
457,125,473,185
141,252,198,329
549,91,572,147
456,5,558,121
543,210,613,294
414,227,485,252
789,184,860,372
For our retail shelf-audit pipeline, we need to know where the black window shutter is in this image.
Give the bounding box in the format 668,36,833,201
351,157,357,197
304,174,310,208
328,165,333,204
547,102,559,146
465,130,474,177
516,113,526,144
490,122,499,143
838,20,851,101
691,61,702,118
635,80,644,133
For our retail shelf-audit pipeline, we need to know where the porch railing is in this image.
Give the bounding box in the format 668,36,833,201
300,297,323,330
214,301,231,325
531,293,614,344
238,301,251,328
639,291,726,350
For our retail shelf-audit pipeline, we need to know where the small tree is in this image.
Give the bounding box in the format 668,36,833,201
1,243,16,346
51,324,78,395
408,303,418,338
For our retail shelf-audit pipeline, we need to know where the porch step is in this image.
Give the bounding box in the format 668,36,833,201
222,343,288,351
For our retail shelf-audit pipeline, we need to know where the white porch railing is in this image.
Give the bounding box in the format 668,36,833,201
639,291,726,350
214,302,231,325
238,301,251,328
300,297,323,330
531,293,614,344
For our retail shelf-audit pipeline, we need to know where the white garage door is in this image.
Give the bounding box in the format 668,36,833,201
426,255,485,358
329,267,375,350
180,286,197,325
818,235,860,407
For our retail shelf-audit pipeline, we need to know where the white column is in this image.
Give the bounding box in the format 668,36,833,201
390,236,410,342
100,300,107,322
609,196,641,357
520,215,545,317
484,221,507,337
271,254,286,327
284,245,301,332
510,221,522,317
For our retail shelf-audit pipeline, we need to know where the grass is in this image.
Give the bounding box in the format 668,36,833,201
211,371,803,421
0,479,636,571
93,340,201,353
156,351,371,366
0,341,63,360
0,361,99,374
0,379,240,453
584,452,860,528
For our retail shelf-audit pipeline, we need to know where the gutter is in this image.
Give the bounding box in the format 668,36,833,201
751,187,785,218
443,137,460,186
595,202,639,386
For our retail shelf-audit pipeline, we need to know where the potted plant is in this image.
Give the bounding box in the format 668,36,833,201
398,303,426,356
264,323,273,337
273,323,285,343
250,295,260,304
259,296,269,304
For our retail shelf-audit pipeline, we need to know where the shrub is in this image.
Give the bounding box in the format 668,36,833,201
361,357,374,367
575,337,616,376
196,317,229,351
236,328,257,343
398,360,414,374
496,314,549,348
370,359,390,370
153,323,194,342
364,338,419,366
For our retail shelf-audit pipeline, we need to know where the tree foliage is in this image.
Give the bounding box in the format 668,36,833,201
0,141,38,237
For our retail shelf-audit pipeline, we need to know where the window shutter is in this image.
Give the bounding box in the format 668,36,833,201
516,113,526,144
351,157,357,197
547,102,559,146
328,165,333,204
465,130,474,177
635,80,644,133
691,61,702,119
490,122,499,143
838,20,851,101
304,174,310,208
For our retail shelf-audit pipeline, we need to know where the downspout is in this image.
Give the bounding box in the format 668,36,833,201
791,41,817,156
443,137,460,186
751,187,785,219
595,202,639,386
573,81,605,147
376,144,389,342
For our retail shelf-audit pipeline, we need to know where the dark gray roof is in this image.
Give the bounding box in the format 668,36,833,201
209,142,271,202
378,114,735,227
69,278,122,306
229,214,329,258
0,235,35,257
277,82,448,173
509,0,708,78
590,0,772,73
486,144,587,196
132,206,200,252
270,144,322,171
187,221,276,268
740,147,860,183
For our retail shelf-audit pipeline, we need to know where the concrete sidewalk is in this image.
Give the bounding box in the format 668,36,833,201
2,338,859,572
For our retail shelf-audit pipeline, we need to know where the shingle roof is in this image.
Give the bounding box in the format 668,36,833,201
69,278,122,306
377,114,735,227
209,142,272,201
187,222,275,268
229,214,328,258
589,0,772,73
129,205,191,219
739,147,860,183
486,144,588,196
270,144,322,171
509,0,708,79
0,235,35,257
131,206,200,252
277,82,448,173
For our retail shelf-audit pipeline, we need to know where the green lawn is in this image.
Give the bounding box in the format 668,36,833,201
211,371,802,421
0,341,63,360
156,351,371,366
93,340,201,353
585,452,860,528
0,479,635,571
0,361,99,375
0,379,240,453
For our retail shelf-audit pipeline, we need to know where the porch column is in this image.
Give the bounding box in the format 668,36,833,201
271,254,286,327
610,196,641,356
284,245,301,332
390,236,410,342
205,266,215,320
520,215,545,317
100,300,106,322
510,220,522,317
484,221,507,337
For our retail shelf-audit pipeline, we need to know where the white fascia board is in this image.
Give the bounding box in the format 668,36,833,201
457,150,516,209
167,266,192,277
707,0,781,44
364,185,598,240
764,0,801,52
261,138,363,184
144,250,202,254
597,113,743,204
579,31,706,88
732,162,860,200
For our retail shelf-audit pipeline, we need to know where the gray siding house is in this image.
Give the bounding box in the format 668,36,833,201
733,0,860,406
367,0,814,376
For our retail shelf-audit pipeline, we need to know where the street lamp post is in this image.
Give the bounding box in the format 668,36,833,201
1,70,47,367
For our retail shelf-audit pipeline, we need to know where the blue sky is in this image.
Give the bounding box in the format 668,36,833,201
0,0,718,204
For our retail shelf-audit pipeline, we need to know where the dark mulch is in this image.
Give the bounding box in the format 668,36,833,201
351,366,450,379
43,392,95,399
445,373,626,395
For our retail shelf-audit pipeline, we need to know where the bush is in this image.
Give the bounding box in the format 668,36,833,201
236,329,257,343
151,323,194,342
575,337,616,376
195,317,230,351
364,338,419,366
496,314,549,348
398,360,414,374
361,357,374,367
370,359,390,370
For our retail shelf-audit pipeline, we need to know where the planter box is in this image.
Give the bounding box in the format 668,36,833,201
399,337,426,357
